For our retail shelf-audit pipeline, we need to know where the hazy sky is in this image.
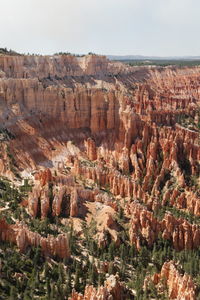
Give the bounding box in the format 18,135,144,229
0,0,199,56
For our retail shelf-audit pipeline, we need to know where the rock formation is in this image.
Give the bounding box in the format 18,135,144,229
85,138,97,161
0,53,200,299
0,219,70,259
128,202,200,251
146,261,197,300
69,275,128,300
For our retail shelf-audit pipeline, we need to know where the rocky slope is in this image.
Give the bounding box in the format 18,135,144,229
0,53,200,299
145,261,197,300
0,219,70,259
69,275,129,300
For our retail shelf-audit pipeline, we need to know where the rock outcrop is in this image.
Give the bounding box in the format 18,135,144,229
147,261,197,300
69,275,128,300
0,54,130,79
0,219,70,259
0,54,199,176
85,138,97,161
128,202,200,251
0,53,200,299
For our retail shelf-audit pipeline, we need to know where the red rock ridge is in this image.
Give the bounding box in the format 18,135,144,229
68,275,127,300
128,202,200,251
147,261,197,300
0,219,70,259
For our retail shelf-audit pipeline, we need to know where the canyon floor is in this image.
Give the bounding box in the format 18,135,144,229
0,53,200,300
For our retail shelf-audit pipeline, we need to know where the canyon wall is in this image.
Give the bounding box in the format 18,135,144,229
145,261,197,300
0,54,200,299
68,275,128,300
128,202,200,251
0,219,70,259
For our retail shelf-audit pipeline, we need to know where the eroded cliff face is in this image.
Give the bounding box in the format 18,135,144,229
1,55,200,175
69,275,128,300
128,202,200,251
0,219,70,259
145,261,197,300
0,54,131,78
0,54,200,299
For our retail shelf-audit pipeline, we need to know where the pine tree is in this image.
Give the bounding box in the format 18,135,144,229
58,262,66,283
23,289,31,300
108,262,114,275
119,206,124,220
108,242,115,261
74,262,81,291
46,277,51,299
120,244,125,261
88,260,95,285
9,286,17,300
33,246,41,266
98,272,104,287
57,278,64,299
50,282,58,299
66,269,72,296
129,245,136,263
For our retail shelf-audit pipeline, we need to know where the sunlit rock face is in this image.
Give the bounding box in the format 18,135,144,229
0,219,70,259
69,275,128,300
0,53,200,300
145,261,197,300
128,202,200,251
0,54,199,173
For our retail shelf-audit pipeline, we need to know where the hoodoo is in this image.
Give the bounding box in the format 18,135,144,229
0,53,199,299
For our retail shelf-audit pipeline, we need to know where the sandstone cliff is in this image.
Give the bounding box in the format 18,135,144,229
0,219,70,259
146,261,197,300
0,53,200,300
128,202,200,251
68,275,128,300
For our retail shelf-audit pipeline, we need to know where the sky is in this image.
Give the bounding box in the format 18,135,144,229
0,0,199,56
